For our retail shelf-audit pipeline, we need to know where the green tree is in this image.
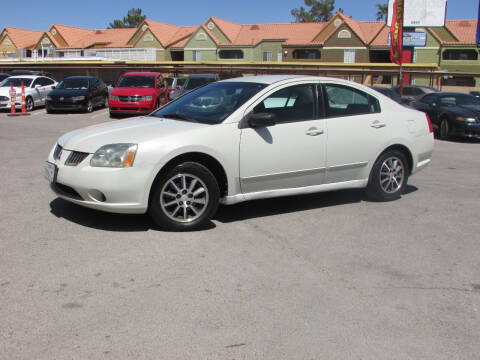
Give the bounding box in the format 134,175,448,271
376,3,388,21
291,0,336,22
108,8,146,28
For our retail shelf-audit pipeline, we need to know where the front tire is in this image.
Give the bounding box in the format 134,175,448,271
26,97,34,112
149,162,220,231
439,118,449,140
366,150,409,201
84,99,93,113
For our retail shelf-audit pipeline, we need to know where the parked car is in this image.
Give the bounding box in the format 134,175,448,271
392,85,439,105
108,72,165,117
45,75,434,231
0,73,10,83
45,76,108,113
9,70,56,80
369,86,404,104
165,76,187,101
410,92,480,139
169,74,219,101
0,75,57,111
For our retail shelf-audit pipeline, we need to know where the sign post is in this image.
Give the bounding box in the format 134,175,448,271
390,0,405,96
8,82,16,116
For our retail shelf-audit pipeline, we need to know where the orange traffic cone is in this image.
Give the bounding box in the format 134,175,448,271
20,81,30,116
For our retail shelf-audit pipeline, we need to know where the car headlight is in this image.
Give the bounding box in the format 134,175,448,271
90,143,137,168
46,96,52,101
456,116,476,123
72,96,86,101
109,95,119,101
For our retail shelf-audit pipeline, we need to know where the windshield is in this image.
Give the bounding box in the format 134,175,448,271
184,77,216,90
152,81,267,124
57,78,89,90
117,76,155,88
0,78,33,87
453,94,480,106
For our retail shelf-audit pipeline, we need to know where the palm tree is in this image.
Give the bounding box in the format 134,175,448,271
376,3,388,21
292,0,336,22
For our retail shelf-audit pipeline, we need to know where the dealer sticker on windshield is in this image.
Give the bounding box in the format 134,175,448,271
44,161,57,183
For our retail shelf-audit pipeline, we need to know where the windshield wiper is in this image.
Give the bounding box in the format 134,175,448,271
161,113,198,122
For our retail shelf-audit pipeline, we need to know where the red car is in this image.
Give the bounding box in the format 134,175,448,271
108,72,166,117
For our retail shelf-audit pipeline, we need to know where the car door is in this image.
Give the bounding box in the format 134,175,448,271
38,77,55,105
30,78,43,106
239,82,327,194
322,82,390,184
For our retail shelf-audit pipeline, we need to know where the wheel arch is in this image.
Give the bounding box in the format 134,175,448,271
375,144,414,175
148,152,228,204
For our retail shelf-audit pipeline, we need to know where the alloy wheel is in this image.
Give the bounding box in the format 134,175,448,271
379,156,405,194
160,173,209,223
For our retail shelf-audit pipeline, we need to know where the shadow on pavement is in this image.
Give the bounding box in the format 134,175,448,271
50,186,418,230
49,198,216,232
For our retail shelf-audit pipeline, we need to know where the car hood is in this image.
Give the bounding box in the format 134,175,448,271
49,88,89,97
58,116,207,153
110,87,156,96
0,86,28,96
455,104,480,116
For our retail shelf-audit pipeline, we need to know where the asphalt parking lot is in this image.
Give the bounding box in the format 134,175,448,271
0,108,479,359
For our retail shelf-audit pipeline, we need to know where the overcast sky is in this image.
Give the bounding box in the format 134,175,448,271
1,0,477,30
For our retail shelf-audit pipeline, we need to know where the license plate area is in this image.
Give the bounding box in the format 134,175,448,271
44,161,58,183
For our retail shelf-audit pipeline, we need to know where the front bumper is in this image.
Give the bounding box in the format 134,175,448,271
108,100,155,114
46,146,155,214
46,100,87,111
451,121,480,139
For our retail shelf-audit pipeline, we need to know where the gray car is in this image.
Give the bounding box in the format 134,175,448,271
169,74,219,101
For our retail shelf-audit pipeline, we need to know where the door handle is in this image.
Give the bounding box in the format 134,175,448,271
305,127,324,136
371,121,386,129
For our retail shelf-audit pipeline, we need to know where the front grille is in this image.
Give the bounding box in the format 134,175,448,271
53,144,63,160
119,96,141,102
0,96,9,101
65,151,89,166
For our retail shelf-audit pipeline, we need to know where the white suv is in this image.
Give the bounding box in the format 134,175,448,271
46,75,434,230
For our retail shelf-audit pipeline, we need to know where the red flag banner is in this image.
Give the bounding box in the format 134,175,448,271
390,0,404,65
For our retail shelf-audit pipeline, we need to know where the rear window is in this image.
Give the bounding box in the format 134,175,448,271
184,77,216,90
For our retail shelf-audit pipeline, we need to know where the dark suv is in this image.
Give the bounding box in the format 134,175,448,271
169,74,219,101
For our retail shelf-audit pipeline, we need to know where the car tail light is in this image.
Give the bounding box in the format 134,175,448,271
425,113,433,133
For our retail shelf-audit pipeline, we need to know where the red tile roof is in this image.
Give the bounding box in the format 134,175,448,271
1,27,43,49
439,20,477,45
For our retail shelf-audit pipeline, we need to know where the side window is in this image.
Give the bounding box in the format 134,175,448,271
438,96,456,106
43,77,54,86
421,94,437,105
177,78,186,87
32,78,42,87
252,84,316,123
323,84,380,117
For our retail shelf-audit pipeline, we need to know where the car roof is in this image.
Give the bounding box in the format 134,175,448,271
188,74,218,78
63,76,97,79
6,75,43,79
122,72,159,77
220,74,347,85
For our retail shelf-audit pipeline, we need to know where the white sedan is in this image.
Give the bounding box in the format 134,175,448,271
0,75,57,111
45,75,434,230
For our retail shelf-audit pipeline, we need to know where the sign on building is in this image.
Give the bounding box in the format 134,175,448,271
387,0,447,27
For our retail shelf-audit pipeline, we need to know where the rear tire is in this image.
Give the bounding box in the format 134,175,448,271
366,150,409,201
149,162,220,231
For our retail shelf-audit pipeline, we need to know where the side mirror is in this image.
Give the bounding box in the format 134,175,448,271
431,102,437,108
248,112,276,128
